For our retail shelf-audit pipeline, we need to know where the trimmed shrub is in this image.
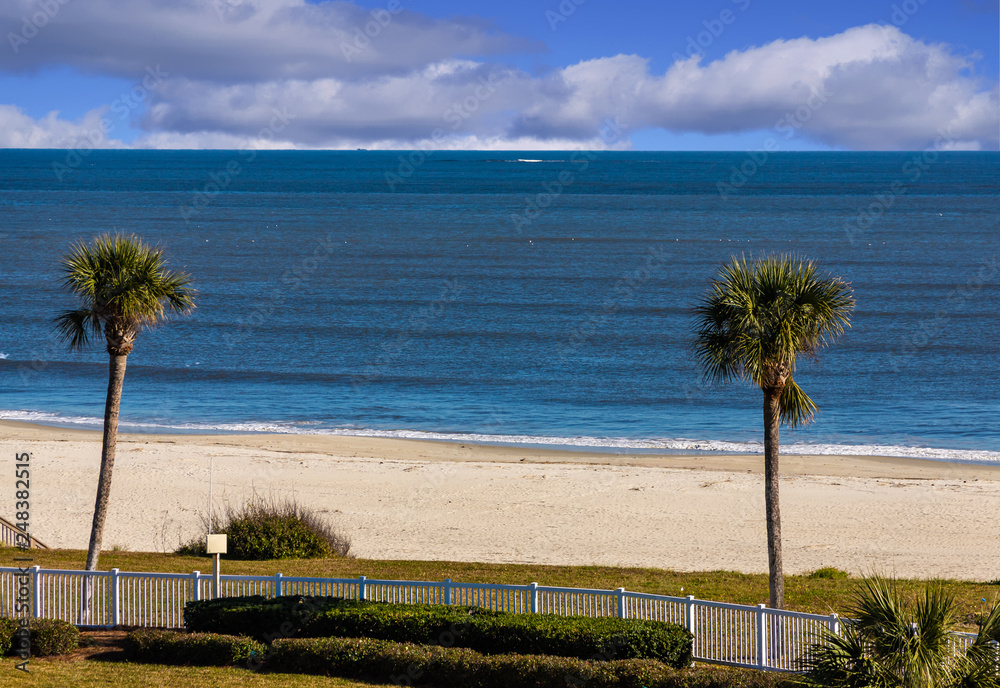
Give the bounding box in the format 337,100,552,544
28,618,80,656
176,493,351,560
0,618,19,656
123,629,265,666
268,636,792,688
184,595,693,667
184,595,352,638
0,618,79,657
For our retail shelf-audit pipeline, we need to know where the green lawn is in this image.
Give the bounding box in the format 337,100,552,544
0,658,393,688
4,546,998,626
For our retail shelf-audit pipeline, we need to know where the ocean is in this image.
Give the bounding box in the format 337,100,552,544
1,149,998,461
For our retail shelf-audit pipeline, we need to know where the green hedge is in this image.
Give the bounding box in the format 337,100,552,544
269,636,791,688
0,617,79,657
184,595,692,668
123,629,265,666
184,595,352,639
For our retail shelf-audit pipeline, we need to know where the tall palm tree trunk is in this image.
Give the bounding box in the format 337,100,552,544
81,353,126,623
763,387,784,609
86,353,127,572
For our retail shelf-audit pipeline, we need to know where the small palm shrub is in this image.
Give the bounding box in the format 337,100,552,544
800,575,1000,688
177,494,351,560
808,567,849,580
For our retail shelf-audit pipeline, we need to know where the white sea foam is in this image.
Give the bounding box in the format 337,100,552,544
0,353,8,359
3,409,998,464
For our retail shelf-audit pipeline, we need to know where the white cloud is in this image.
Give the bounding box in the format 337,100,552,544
137,61,538,146
2,10,997,151
0,0,538,81
512,25,999,150
0,105,126,148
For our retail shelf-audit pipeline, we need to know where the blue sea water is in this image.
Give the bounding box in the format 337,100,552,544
1,149,998,461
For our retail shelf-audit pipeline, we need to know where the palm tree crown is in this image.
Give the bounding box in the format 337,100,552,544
693,254,854,426
56,234,194,354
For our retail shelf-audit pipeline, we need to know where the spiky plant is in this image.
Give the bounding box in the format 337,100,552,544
801,575,1000,688
693,254,854,608
56,234,194,573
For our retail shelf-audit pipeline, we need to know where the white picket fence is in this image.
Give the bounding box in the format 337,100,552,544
0,566,984,673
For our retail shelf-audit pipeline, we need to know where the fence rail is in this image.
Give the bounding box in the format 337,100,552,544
0,517,47,548
0,566,981,673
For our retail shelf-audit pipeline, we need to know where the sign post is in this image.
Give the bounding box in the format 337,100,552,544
206,534,227,599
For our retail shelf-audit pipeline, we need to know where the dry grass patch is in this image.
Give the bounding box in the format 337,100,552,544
0,657,394,688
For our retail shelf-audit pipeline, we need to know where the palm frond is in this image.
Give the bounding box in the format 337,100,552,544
951,597,1000,688
692,253,854,427
799,624,896,688
54,308,102,350
779,377,817,428
56,233,195,352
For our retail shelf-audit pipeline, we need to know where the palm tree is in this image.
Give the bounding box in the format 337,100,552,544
56,234,194,573
693,255,853,609
801,575,1000,688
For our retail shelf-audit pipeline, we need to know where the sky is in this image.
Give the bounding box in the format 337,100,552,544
1,0,998,151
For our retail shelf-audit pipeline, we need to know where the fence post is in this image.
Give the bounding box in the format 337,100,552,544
30,566,41,619
529,582,538,614
443,578,452,605
358,575,367,601
110,569,120,627
684,595,696,635
616,588,626,619
757,604,768,669
275,572,284,597
191,571,202,603
829,612,840,636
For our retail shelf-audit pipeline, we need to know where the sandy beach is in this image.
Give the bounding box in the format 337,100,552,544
2,420,998,581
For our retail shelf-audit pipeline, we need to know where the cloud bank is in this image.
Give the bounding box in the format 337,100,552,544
1,0,996,150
